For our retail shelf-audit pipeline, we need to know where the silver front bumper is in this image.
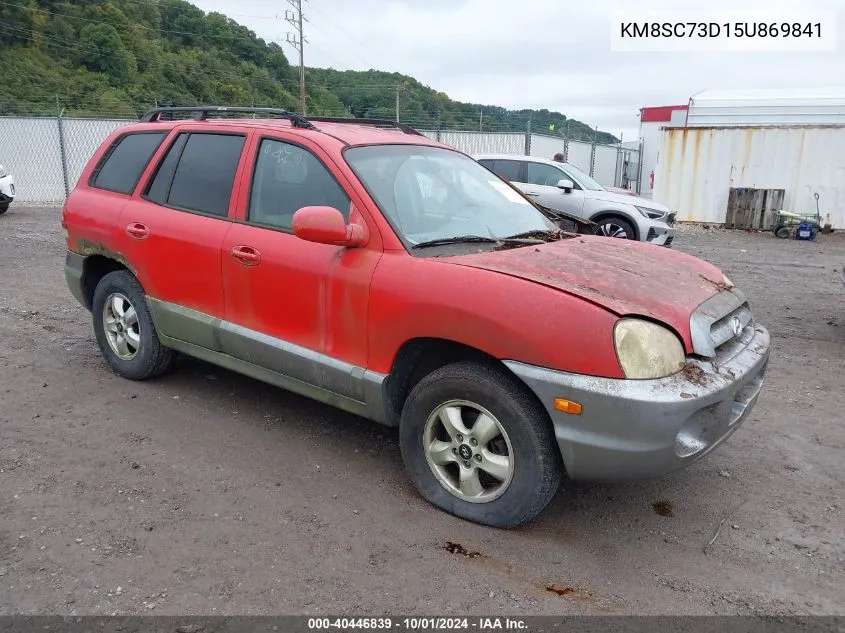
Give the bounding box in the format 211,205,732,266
505,323,770,481
645,224,675,247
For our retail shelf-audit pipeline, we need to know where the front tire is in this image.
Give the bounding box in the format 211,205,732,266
595,215,636,240
0,202,9,215
399,361,562,528
92,270,174,380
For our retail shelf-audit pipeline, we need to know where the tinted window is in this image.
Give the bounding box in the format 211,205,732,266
92,132,166,195
490,160,522,182
525,162,567,187
144,133,188,205
167,134,246,216
248,138,350,230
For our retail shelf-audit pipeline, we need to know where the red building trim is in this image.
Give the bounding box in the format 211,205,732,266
640,105,688,123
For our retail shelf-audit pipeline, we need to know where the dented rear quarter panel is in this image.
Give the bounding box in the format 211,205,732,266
367,251,625,378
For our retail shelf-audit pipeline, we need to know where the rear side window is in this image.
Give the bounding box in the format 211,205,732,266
91,132,166,195
489,160,522,182
145,134,188,205
144,133,246,217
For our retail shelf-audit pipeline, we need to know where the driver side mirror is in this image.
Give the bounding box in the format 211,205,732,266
292,206,368,247
557,179,574,193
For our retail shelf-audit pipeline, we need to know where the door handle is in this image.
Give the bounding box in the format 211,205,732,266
125,222,149,239
526,192,539,197
230,245,261,266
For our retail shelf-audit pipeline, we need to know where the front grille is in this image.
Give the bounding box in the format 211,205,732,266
689,289,752,358
711,303,753,352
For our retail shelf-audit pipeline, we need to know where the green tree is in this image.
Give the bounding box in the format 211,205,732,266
76,23,136,83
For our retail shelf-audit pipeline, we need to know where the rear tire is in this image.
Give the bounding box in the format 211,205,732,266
399,361,562,528
775,226,791,239
0,202,9,215
92,270,174,380
595,215,636,240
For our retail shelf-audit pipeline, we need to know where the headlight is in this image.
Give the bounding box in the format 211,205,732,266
635,205,667,220
614,318,685,379
0,165,8,178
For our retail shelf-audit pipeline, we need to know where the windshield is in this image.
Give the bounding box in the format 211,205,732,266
344,145,555,248
563,163,604,191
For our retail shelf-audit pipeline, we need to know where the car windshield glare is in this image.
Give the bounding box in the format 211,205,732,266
563,163,604,191
344,145,555,248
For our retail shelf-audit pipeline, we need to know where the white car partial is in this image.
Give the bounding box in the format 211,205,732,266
475,154,676,247
0,163,16,214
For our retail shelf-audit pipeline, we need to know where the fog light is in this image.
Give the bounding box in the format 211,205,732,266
674,429,708,458
674,403,721,457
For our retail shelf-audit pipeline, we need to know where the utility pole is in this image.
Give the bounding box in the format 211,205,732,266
479,108,483,131
394,83,407,122
285,0,307,114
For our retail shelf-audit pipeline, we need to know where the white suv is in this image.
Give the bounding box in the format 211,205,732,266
0,163,15,214
475,154,676,246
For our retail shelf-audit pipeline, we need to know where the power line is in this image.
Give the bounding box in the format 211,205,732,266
304,3,380,69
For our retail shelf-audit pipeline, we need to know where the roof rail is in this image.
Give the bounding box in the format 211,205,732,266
139,106,317,130
305,116,424,136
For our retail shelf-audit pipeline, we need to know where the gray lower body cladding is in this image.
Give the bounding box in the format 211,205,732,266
145,297,390,425
506,323,770,480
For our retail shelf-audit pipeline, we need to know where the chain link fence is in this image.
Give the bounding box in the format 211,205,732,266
0,116,131,203
0,114,641,204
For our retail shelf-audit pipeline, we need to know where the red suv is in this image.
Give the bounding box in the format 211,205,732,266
63,107,770,528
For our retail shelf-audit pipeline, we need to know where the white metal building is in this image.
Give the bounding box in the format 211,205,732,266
685,88,845,127
652,88,845,227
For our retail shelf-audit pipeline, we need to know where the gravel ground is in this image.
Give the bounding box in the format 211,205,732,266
0,207,843,616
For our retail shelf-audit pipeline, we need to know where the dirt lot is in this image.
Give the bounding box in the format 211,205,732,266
1,206,843,616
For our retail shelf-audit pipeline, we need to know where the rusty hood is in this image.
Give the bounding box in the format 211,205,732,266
440,235,729,349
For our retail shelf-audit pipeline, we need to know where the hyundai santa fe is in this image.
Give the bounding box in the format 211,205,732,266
62,107,769,528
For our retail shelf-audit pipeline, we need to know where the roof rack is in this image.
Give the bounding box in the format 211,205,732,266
138,106,317,130
305,116,424,136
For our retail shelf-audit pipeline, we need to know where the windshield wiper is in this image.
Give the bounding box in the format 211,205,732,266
411,235,500,249
503,229,562,241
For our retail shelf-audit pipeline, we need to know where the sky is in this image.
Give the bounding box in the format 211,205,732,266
191,0,844,140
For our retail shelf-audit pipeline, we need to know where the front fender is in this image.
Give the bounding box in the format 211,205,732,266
367,252,624,379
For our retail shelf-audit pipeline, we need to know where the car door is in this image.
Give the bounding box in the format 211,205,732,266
519,162,586,217
116,128,250,350
219,133,383,402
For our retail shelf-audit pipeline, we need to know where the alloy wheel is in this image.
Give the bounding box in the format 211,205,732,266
102,292,141,360
423,400,515,503
597,222,631,238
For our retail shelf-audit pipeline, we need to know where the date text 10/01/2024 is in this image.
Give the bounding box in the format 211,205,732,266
619,22,822,38
307,618,529,631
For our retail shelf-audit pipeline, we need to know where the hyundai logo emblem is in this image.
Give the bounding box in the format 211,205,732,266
731,316,742,337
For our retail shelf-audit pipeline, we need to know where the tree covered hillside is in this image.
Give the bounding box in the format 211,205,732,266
0,0,617,142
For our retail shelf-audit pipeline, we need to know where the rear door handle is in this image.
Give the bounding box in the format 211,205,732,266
125,222,149,239
526,192,539,197
230,245,261,266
